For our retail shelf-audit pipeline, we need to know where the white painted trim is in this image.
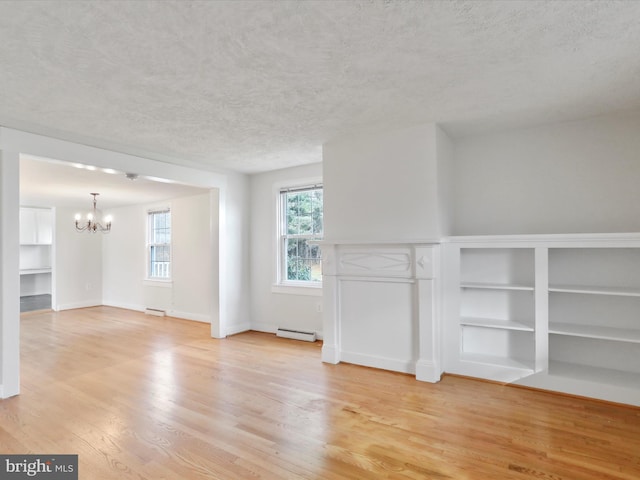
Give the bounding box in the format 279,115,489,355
250,321,277,334
102,301,145,312
226,322,251,336
446,232,640,245
321,344,340,364
102,303,213,325
167,310,211,324
415,360,442,383
340,351,416,375
56,300,102,311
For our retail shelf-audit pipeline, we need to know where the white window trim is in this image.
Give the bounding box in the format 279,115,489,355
272,177,323,295
146,206,172,282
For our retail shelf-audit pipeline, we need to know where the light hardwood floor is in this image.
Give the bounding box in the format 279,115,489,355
1,306,639,479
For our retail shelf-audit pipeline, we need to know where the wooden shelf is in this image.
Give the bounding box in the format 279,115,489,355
549,284,640,297
549,322,640,344
460,317,534,332
460,282,534,291
460,352,534,371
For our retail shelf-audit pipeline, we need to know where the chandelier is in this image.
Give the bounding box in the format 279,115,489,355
75,193,112,233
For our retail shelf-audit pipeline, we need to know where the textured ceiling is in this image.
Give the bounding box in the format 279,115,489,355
1,1,640,173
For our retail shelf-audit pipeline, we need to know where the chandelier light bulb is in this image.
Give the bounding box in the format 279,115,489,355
74,193,112,234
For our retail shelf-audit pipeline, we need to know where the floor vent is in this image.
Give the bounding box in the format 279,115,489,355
276,328,316,342
145,308,166,317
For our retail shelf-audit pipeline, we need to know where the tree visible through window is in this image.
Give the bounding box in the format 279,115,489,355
148,209,171,279
280,185,323,284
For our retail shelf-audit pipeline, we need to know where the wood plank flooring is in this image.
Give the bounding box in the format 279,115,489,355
2,306,639,479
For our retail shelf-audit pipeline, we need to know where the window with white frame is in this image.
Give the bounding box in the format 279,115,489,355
148,209,171,279
279,185,323,285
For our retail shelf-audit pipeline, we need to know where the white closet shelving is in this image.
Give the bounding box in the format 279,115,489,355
444,234,640,406
19,207,53,299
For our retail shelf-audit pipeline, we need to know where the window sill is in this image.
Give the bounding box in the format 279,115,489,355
143,279,173,288
272,283,322,296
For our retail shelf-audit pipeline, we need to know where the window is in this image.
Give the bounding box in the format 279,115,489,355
279,185,323,285
148,209,171,279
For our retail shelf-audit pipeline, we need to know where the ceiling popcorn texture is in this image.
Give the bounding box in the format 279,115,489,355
1,1,640,173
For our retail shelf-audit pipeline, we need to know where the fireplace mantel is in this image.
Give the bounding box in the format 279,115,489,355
321,241,442,383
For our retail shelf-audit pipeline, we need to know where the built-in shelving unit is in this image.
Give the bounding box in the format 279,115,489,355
444,247,542,382
444,234,640,406
19,207,53,310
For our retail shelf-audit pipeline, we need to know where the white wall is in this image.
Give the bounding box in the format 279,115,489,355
436,125,454,237
221,173,251,335
172,193,214,322
453,110,640,235
102,192,217,323
101,204,145,311
323,123,442,242
0,149,20,398
249,163,324,336
55,206,103,310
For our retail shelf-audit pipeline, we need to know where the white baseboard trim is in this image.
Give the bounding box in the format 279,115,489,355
415,359,442,383
56,300,102,311
167,310,211,324
340,351,416,375
250,322,277,334
102,301,145,312
225,322,251,336
102,303,210,324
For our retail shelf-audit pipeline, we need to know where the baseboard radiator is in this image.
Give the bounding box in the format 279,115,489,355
276,328,316,342
145,308,166,317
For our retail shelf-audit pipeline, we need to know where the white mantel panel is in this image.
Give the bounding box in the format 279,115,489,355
339,278,416,374
337,245,413,278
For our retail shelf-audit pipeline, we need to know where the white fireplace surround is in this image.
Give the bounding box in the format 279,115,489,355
321,241,442,383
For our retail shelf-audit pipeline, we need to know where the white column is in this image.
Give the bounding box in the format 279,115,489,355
414,245,442,382
0,149,20,398
534,247,549,372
